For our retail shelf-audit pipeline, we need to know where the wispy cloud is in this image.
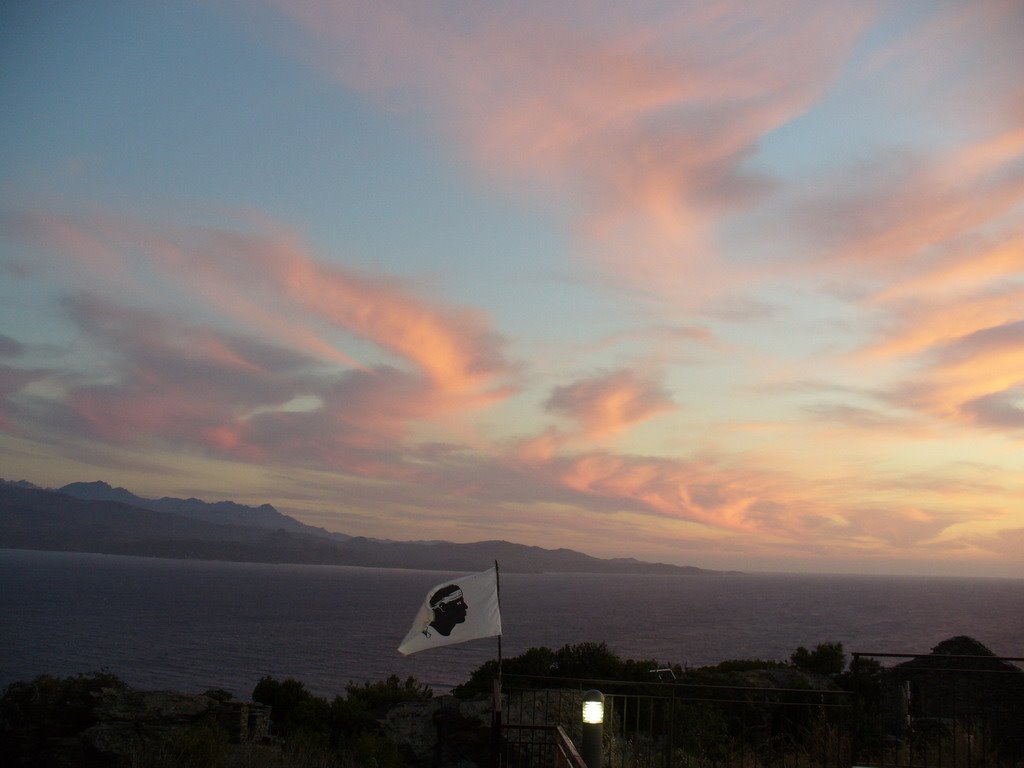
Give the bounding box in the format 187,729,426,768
10,209,517,398
267,0,874,297
3,0,1024,574
545,369,676,439
5,208,525,474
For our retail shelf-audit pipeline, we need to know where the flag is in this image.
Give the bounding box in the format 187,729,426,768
398,567,502,655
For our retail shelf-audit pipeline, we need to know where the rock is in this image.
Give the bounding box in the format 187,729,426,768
433,698,492,768
92,687,213,723
382,697,443,764
81,721,145,756
381,694,495,768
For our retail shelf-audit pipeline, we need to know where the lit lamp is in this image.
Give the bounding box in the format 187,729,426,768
581,689,604,768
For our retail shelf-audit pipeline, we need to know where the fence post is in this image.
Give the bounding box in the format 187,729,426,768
666,685,675,768
582,689,604,768
492,676,502,768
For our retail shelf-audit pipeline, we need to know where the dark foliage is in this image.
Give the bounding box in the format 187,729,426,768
0,671,127,766
705,658,788,673
453,641,674,698
790,641,846,676
252,674,432,766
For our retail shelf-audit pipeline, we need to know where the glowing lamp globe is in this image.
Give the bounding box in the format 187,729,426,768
582,690,604,724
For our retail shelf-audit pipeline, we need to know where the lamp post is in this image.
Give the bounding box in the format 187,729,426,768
581,689,604,768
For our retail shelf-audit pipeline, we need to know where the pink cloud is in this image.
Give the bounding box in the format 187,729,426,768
794,119,1024,438
519,448,780,535
799,138,1024,274
265,0,874,295
545,369,676,439
840,506,966,548
183,226,512,397
509,447,977,551
884,320,1024,430
3,293,1009,558
61,295,313,444
10,210,516,406
34,295,459,477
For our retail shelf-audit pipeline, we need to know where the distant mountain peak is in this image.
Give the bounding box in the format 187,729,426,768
5,478,718,574
60,481,140,504
0,478,43,490
53,479,347,543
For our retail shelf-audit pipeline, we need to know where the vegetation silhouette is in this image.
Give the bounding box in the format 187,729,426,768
2,637,1019,767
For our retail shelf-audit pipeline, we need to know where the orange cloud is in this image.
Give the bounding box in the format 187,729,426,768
196,226,513,397
793,108,1024,438
3,290,1013,560
887,321,1024,428
516,447,979,552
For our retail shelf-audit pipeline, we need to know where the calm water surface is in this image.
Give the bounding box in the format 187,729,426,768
1,549,1021,697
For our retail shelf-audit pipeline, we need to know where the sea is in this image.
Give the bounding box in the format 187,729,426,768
1,549,1021,698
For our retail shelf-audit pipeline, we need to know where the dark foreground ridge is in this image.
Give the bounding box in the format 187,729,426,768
4,637,1020,768
0,480,722,574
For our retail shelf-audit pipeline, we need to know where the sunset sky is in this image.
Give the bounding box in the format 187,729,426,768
2,1,1022,577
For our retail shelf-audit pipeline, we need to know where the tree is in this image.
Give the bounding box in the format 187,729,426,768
454,642,675,698
790,642,846,676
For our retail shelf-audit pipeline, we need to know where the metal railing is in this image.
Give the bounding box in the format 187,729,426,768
496,651,1024,768
499,723,587,768
850,652,1024,768
497,651,1024,768
500,674,854,768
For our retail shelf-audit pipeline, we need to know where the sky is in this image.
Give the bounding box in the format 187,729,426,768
1,1,1022,578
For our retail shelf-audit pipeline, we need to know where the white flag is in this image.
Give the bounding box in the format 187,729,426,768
398,567,502,655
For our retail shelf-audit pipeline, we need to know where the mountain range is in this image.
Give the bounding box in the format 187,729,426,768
0,479,721,574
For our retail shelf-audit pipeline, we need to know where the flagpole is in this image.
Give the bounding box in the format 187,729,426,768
495,559,503,690
493,559,503,768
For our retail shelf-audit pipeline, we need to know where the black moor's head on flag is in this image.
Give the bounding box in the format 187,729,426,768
426,583,467,637
399,567,500,655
